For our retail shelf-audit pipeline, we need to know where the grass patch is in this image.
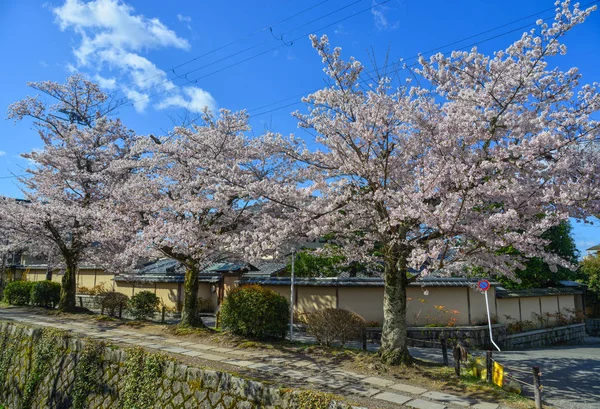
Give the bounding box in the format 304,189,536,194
123,320,146,328
93,315,117,322
168,325,215,337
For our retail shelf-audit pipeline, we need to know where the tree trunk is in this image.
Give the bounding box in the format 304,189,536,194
379,251,412,365
180,265,206,328
58,259,77,312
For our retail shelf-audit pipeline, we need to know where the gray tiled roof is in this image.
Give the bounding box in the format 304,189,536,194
496,286,583,298
238,276,497,288
243,261,287,277
113,259,281,284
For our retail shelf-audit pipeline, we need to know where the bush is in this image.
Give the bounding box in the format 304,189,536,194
30,281,61,308
220,285,289,340
128,291,160,321
2,281,34,306
101,292,129,317
306,308,366,347
198,297,214,313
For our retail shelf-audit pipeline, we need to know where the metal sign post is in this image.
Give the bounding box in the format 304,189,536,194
289,249,295,341
478,279,501,352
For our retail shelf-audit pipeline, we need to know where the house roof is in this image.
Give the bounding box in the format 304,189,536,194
558,280,586,288
113,259,285,284
238,276,498,288
495,286,583,298
587,244,600,252
243,261,287,277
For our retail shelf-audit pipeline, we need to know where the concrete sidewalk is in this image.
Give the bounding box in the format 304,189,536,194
0,308,512,409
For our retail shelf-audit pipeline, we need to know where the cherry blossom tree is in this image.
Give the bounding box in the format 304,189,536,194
124,109,279,327
261,1,600,364
2,75,138,312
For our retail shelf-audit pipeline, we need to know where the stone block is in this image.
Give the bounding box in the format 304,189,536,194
373,391,412,404
405,399,446,409
422,391,473,407
344,384,380,397
389,383,427,395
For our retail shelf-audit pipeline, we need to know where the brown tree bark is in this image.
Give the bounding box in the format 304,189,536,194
180,265,206,328
378,249,413,365
58,259,77,312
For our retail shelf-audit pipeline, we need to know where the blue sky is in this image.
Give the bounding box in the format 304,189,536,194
0,0,598,255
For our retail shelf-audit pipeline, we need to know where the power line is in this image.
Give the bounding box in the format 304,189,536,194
249,0,599,118
111,0,343,98
365,0,598,88
250,17,553,117
127,0,370,100
118,0,392,111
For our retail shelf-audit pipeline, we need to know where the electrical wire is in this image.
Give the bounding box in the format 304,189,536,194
112,0,337,96
249,0,599,118
118,0,392,111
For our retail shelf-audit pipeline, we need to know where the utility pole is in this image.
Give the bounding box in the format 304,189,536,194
289,249,295,341
45,254,52,281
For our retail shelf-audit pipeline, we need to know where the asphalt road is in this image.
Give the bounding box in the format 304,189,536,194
411,339,600,409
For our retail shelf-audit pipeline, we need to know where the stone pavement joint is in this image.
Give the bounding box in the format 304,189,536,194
405,398,446,409
422,391,473,407
344,385,380,397
160,346,191,354
182,351,203,357
223,360,255,368
389,383,427,395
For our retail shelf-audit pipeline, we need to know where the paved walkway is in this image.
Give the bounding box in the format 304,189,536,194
0,309,509,409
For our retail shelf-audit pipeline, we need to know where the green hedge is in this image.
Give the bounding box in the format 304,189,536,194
30,281,61,308
128,291,160,321
3,281,35,305
220,285,289,340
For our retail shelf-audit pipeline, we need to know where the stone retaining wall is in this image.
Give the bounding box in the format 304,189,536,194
0,322,350,409
585,318,600,336
406,324,507,349
504,323,585,350
76,294,103,310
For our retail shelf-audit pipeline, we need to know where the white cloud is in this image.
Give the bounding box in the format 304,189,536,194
52,0,216,114
371,0,399,31
94,74,117,90
177,13,193,31
54,0,189,64
0,151,6,157
177,14,191,23
155,86,217,114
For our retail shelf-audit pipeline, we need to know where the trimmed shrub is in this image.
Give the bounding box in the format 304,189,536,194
2,281,34,306
128,291,160,321
100,292,129,317
306,308,366,346
220,285,289,340
30,281,61,308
